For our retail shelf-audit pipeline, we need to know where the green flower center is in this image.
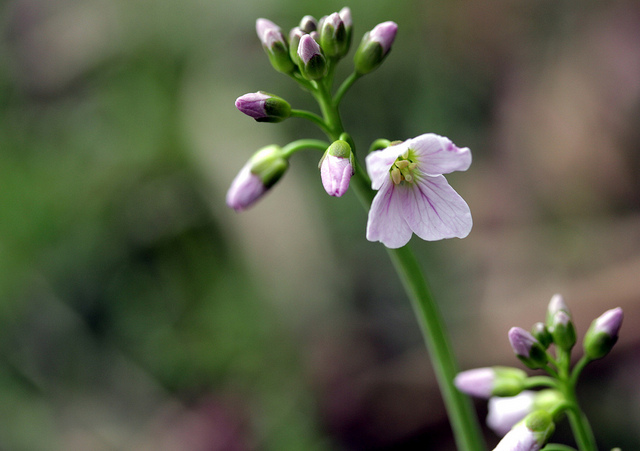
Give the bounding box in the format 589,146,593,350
390,148,418,185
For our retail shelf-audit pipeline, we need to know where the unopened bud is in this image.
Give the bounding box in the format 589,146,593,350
299,15,317,33
550,310,576,351
319,140,353,197
546,294,572,328
583,307,623,360
226,145,288,212
297,34,327,80
531,322,553,349
454,366,527,399
319,12,348,58
508,327,548,369
235,91,291,123
256,18,295,74
354,21,398,75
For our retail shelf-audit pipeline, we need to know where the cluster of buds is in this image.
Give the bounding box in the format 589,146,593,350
252,9,397,81
228,8,399,211
455,294,623,450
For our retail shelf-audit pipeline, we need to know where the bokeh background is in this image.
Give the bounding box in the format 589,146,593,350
1,0,639,449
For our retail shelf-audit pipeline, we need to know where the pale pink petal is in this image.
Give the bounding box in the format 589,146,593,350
407,133,471,176
487,391,535,436
320,154,352,197
365,143,408,190
366,179,413,248
401,174,472,240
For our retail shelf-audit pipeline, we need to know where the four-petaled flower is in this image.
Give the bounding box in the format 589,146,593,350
365,133,472,248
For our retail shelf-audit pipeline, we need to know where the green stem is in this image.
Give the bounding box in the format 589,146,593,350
281,139,330,158
333,72,360,106
524,376,559,389
290,109,331,134
385,245,485,451
556,349,598,451
312,77,484,451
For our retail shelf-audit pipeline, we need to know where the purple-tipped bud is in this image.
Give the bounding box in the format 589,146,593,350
455,368,495,398
297,34,327,80
256,18,295,74
256,18,280,41
320,140,353,197
493,410,554,451
299,15,317,33
583,307,624,360
226,145,288,212
289,27,305,64
354,21,398,74
550,310,576,351
508,327,548,369
339,7,352,30
455,367,527,399
531,322,553,349
235,91,291,123
546,293,572,327
338,7,353,54
319,12,347,58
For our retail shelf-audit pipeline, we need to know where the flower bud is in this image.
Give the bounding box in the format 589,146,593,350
299,15,317,33
546,294,571,328
531,322,553,349
235,91,291,123
508,327,548,369
493,410,554,451
226,145,288,211
339,7,353,51
289,27,305,65
454,366,528,399
297,34,327,80
319,140,353,197
550,310,576,351
319,12,348,58
256,18,295,74
583,307,623,360
353,21,398,75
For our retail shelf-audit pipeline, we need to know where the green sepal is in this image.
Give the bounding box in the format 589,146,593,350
249,145,289,188
354,35,384,75
491,366,528,397
531,322,553,349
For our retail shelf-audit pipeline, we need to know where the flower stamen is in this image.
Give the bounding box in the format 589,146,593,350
390,149,418,185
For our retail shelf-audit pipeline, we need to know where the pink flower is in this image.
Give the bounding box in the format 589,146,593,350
365,133,472,248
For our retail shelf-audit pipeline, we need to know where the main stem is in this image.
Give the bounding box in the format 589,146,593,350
313,80,484,451
557,350,598,451
557,349,598,451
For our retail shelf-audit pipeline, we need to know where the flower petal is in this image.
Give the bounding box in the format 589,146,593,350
365,143,408,190
407,133,471,176
366,179,413,248
402,174,472,240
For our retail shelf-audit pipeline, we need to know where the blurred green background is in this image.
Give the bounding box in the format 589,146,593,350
1,0,639,449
